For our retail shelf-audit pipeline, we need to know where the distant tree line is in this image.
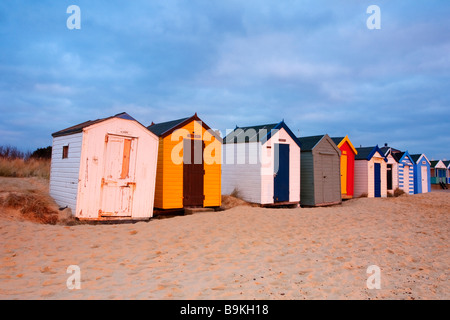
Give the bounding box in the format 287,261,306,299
0,145,52,160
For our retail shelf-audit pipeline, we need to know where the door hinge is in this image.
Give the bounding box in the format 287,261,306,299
105,135,109,143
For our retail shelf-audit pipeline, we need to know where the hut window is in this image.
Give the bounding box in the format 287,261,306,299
62,146,69,159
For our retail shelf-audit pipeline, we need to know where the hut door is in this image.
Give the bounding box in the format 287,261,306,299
402,165,410,193
274,144,290,202
374,163,381,197
100,135,136,217
321,154,336,203
341,153,347,195
421,166,428,192
183,139,204,207
387,164,393,190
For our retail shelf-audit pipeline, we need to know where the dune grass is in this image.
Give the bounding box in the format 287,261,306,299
0,158,51,179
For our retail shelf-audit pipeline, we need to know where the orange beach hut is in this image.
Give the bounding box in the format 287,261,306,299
147,114,222,210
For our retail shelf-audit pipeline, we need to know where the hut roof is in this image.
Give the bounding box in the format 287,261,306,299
330,136,358,155
224,121,301,148
355,145,387,161
147,113,222,141
52,112,136,137
297,135,325,151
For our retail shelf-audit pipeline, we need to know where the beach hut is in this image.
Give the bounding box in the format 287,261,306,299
50,112,159,221
354,146,387,198
221,121,301,205
297,135,341,206
147,114,222,209
444,161,450,184
380,145,399,195
410,154,431,194
430,160,447,185
391,151,415,195
331,136,357,199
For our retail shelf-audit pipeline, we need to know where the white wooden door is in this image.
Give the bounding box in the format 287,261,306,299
402,165,410,193
100,135,137,217
421,166,428,193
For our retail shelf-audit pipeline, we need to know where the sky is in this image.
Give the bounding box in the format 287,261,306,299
0,0,449,160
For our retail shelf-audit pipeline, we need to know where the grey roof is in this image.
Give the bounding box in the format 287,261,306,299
410,154,422,163
297,135,325,151
52,112,136,137
392,152,405,162
430,160,440,167
223,123,279,144
355,147,377,160
380,146,390,156
147,117,189,137
331,137,345,146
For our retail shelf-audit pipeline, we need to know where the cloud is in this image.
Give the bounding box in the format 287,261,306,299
0,1,449,159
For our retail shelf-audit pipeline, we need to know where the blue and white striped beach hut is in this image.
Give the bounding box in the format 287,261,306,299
392,151,415,195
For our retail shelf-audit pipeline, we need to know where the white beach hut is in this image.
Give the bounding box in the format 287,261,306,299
354,145,388,198
50,112,159,221
380,145,399,194
222,121,301,205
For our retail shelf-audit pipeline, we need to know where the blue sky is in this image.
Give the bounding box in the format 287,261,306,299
0,0,449,159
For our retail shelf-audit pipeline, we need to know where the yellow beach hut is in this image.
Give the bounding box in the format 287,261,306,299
147,114,222,209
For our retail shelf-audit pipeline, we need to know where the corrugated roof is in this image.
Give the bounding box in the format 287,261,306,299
297,135,325,151
52,112,136,137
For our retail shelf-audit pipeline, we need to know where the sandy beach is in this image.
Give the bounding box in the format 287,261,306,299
0,177,448,300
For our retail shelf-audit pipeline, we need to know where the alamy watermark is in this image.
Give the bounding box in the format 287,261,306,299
66,5,381,31
367,5,381,30
366,265,381,289
66,5,81,30
66,265,81,290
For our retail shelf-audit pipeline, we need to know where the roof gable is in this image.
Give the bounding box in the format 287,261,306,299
396,150,414,164
298,134,340,154
355,145,387,162
431,160,447,169
223,120,301,148
52,112,137,137
410,153,431,165
297,135,324,151
147,114,222,141
331,135,357,155
443,160,450,168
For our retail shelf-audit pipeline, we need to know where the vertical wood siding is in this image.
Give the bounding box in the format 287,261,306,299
300,152,315,206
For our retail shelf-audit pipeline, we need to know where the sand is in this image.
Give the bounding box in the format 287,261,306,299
0,177,449,300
